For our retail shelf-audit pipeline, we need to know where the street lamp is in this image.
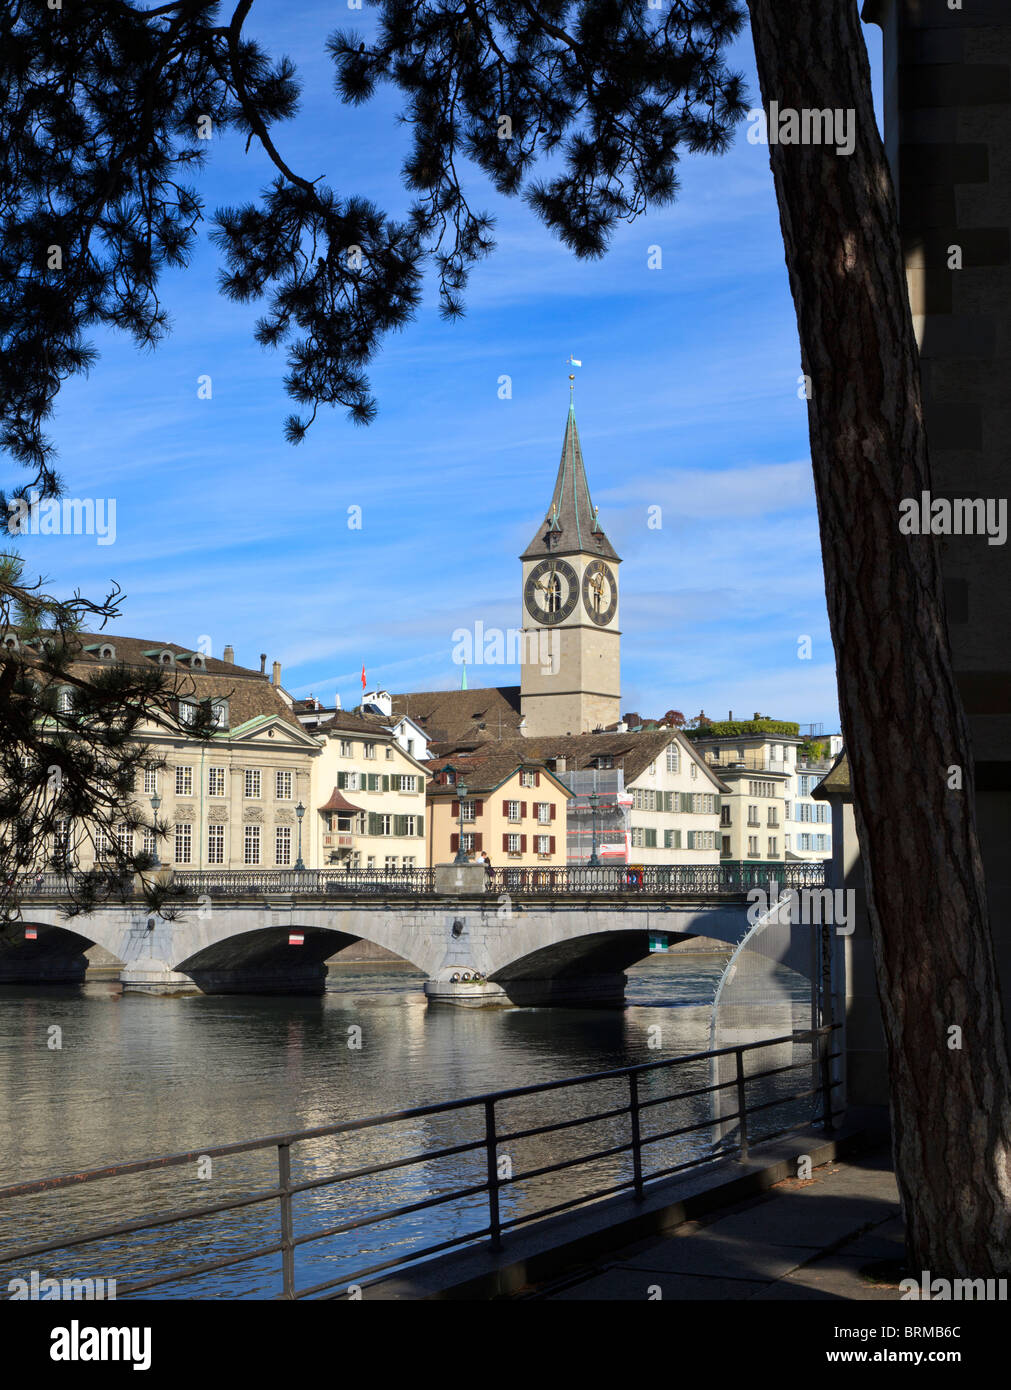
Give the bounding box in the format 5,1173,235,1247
453,780,470,864
295,801,306,871
588,791,601,868
149,792,161,868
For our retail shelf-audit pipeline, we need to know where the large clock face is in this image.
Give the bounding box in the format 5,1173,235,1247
524,559,578,625
582,559,617,626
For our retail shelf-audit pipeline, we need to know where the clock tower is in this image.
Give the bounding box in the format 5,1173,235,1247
520,392,621,736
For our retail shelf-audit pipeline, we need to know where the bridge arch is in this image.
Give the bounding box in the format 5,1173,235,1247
0,916,115,985
174,923,425,996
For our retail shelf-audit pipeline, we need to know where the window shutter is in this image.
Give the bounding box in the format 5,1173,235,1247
451,833,459,852
550,803,556,820
475,800,483,816
520,834,527,852
368,812,378,835
549,835,555,854
417,815,424,837
687,830,695,849
475,833,483,851
451,800,459,818
534,771,540,786
502,800,509,817
383,775,390,792
337,772,347,789
502,834,509,853
520,801,527,818
394,815,404,836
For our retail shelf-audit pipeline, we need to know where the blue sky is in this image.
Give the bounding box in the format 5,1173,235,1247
9,3,885,732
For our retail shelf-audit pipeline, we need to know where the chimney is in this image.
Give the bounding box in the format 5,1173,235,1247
223,644,234,665
272,661,281,688
728,710,732,720
259,653,267,674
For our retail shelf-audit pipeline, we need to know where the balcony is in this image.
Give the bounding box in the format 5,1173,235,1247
322,833,355,850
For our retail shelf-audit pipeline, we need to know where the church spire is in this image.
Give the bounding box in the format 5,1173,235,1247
520,396,619,562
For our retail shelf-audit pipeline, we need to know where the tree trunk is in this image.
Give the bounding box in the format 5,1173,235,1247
745,0,1011,1274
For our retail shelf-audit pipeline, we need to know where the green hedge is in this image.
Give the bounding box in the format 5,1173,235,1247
685,719,800,738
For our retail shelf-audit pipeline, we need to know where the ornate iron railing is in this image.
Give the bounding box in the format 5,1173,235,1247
11,860,826,901
0,1025,843,1300
487,860,826,895
173,867,437,897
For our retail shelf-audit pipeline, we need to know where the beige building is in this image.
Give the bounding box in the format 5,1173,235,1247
309,710,429,869
519,397,621,737
426,752,571,867
417,719,726,865
689,720,830,863
40,635,320,873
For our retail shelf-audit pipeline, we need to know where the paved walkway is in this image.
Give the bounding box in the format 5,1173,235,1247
518,1143,907,1300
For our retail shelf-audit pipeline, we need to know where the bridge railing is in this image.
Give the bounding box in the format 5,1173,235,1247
0,1024,843,1300
172,867,438,897
488,861,826,895
11,860,827,901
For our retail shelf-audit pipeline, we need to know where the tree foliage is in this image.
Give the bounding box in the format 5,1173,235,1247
0,0,746,485
0,554,218,922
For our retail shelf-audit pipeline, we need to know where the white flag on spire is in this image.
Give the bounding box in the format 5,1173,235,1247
567,354,582,367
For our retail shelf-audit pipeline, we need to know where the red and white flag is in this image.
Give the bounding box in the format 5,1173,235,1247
288,933,304,947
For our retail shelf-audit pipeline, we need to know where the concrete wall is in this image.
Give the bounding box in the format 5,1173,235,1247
859,0,1011,1096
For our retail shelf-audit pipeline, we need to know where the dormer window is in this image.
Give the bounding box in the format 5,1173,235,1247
57,687,74,714
178,700,198,726
210,699,228,729
2,634,19,652
179,652,207,670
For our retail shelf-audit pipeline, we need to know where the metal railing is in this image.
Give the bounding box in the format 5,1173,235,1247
0,1026,842,1300
12,860,826,902
487,861,825,895
173,867,437,897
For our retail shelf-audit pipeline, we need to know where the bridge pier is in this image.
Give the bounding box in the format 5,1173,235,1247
423,970,629,1008
120,957,200,996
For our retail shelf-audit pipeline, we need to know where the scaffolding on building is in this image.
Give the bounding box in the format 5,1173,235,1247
555,768,632,864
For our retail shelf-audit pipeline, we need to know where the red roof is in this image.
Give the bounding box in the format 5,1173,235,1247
319,788,365,814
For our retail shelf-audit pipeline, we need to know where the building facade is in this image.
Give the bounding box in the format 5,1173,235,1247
42,636,321,873
310,711,430,869
428,729,726,865
426,754,571,867
689,721,828,864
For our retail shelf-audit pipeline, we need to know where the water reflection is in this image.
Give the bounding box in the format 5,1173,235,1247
0,953,810,1298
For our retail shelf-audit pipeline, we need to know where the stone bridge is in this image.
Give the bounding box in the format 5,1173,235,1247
0,862,828,1007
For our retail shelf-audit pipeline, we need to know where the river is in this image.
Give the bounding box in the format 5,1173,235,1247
0,952,813,1298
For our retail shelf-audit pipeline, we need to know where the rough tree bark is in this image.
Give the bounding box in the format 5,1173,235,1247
746,0,1011,1274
